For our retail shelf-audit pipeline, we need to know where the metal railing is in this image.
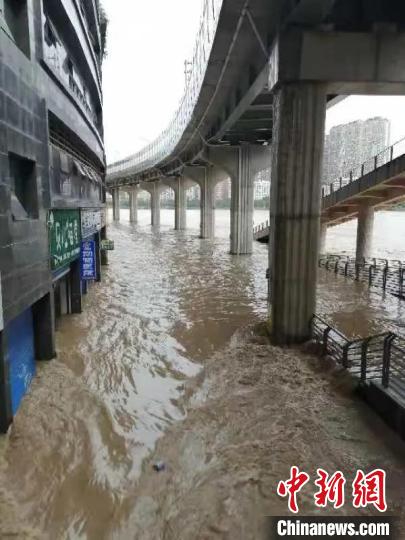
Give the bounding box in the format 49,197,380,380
253,220,269,235
311,316,405,397
107,0,223,180
319,254,405,299
322,136,405,198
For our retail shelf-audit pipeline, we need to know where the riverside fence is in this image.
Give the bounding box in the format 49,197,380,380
319,254,405,299
311,315,405,401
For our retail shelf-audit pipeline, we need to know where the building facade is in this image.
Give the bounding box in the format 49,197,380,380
254,179,270,200
0,0,106,432
323,117,391,183
215,179,231,201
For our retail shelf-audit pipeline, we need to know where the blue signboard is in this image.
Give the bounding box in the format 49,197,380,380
80,240,97,281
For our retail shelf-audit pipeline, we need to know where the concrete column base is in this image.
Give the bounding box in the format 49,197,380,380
33,291,56,361
70,259,82,314
129,189,139,223
112,188,120,221
269,82,327,345
100,226,108,266
183,167,216,239
200,169,215,239
356,206,374,262
319,223,327,254
174,178,187,230
230,145,254,255
151,184,161,227
205,145,271,255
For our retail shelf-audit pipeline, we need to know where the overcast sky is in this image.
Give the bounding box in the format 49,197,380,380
102,2,405,165
102,0,202,164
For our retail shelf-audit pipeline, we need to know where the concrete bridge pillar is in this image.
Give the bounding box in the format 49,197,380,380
356,206,374,262
151,183,161,227
269,82,327,345
200,170,216,239
320,223,327,254
230,145,255,255
112,188,120,221
174,177,187,230
163,177,187,230
205,145,271,255
129,187,139,223
184,167,216,239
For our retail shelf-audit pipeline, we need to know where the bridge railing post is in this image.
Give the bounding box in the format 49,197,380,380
355,260,364,281
382,334,395,388
322,326,332,356
342,342,350,369
344,259,349,276
368,262,374,287
360,338,370,384
382,261,388,291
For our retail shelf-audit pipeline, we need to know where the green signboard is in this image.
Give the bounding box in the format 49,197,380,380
48,209,81,270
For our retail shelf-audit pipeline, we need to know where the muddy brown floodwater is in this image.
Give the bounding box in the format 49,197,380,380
0,209,405,539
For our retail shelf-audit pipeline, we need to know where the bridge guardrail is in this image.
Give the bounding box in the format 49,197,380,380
253,220,269,235
322,136,405,198
319,254,405,299
107,0,223,180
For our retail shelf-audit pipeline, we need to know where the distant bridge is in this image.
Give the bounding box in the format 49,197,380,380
254,137,405,261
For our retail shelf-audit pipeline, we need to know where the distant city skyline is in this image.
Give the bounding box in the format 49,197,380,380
323,117,390,183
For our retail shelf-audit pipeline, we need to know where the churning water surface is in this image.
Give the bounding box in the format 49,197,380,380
0,208,404,539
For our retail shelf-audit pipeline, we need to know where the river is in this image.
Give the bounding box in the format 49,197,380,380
0,208,404,538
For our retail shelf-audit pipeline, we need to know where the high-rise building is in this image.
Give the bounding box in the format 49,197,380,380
187,185,200,201
254,169,271,201
0,0,106,431
323,117,390,183
161,189,175,202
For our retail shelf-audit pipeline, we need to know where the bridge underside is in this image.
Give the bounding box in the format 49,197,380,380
108,0,405,345
323,170,405,226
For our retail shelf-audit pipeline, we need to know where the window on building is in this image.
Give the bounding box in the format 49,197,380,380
9,153,39,220
44,16,58,47
1,0,30,58
66,57,74,76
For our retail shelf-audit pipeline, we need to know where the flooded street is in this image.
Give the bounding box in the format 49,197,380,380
1,209,405,539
